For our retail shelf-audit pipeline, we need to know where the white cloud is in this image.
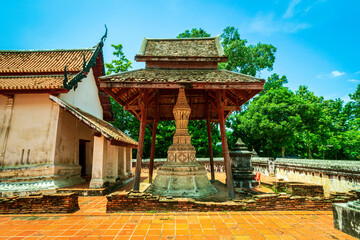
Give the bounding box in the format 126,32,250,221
243,13,310,35
340,95,351,104
330,70,345,78
304,0,327,14
348,79,360,83
283,0,301,19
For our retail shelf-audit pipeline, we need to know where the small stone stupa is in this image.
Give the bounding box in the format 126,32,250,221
230,138,258,188
146,89,217,198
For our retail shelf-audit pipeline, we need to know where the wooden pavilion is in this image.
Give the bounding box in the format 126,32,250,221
99,37,264,198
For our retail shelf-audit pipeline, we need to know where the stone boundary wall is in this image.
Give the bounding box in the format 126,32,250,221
0,193,79,214
252,157,360,194
106,192,356,212
134,158,226,172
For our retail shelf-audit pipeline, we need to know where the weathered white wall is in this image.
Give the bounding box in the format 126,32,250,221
1,94,58,166
0,95,8,131
0,95,10,165
275,168,360,194
59,69,103,119
252,157,360,195
54,109,93,166
0,92,131,194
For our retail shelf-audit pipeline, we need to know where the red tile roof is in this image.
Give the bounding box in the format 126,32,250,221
0,49,94,74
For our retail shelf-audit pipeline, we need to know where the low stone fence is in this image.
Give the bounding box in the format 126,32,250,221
134,158,226,172
261,180,325,197
252,157,360,194
106,191,357,212
0,193,79,214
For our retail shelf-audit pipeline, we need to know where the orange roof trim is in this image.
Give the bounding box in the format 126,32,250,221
0,75,74,90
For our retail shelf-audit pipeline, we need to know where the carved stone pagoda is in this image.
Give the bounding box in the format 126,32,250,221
230,138,258,189
146,89,217,198
99,37,265,198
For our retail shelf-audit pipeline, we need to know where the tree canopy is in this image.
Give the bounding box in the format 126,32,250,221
219,27,276,76
176,28,210,38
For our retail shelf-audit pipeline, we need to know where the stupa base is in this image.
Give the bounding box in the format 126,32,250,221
146,161,217,199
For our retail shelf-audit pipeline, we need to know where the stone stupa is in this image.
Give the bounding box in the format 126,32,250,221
146,89,217,198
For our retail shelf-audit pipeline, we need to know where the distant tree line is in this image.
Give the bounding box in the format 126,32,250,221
105,27,360,160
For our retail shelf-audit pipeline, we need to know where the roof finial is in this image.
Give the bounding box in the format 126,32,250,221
101,24,108,44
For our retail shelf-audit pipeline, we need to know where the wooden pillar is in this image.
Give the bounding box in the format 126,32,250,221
133,90,149,191
148,121,158,183
216,90,235,199
205,96,215,183
149,94,159,183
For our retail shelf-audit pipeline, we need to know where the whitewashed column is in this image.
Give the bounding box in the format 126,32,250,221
118,147,127,179
105,142,118,183
125,148,133,177
89,135,106,188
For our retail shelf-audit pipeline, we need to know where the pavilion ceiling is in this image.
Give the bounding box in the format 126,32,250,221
100,83,262,123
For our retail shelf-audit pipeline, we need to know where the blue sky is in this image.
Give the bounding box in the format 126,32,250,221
1,0,359,102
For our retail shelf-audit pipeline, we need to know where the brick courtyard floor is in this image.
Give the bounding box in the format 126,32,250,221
0,173,356,240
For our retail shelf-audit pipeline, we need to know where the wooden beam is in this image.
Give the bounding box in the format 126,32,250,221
124,103,237,111
149,93,159,184
225,90,238,105
124,91,141,108
236,90,250,100
205,94,215,183
101,82,265,90
216,90,235,199
133,89,149,191
114,88,129,101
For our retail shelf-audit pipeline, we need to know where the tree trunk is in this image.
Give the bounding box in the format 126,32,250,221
307,131,312,159
281,146,285,158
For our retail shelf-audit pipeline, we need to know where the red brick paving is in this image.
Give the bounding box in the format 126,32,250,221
0,195,356,240
0,172,356,239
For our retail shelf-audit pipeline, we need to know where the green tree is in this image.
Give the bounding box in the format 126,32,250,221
220,27,277,76
238,86,302,157
105,44,132,75
177,28,211,38
105,44,140,155
295,85,326,159
261,74,288,96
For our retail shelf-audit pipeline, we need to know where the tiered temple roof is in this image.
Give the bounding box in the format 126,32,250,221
100,37,264,123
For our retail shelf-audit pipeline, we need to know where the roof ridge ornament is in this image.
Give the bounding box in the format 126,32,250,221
82,52,87,71
101,25,108,45
63,66,68,87
63,25,108,91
